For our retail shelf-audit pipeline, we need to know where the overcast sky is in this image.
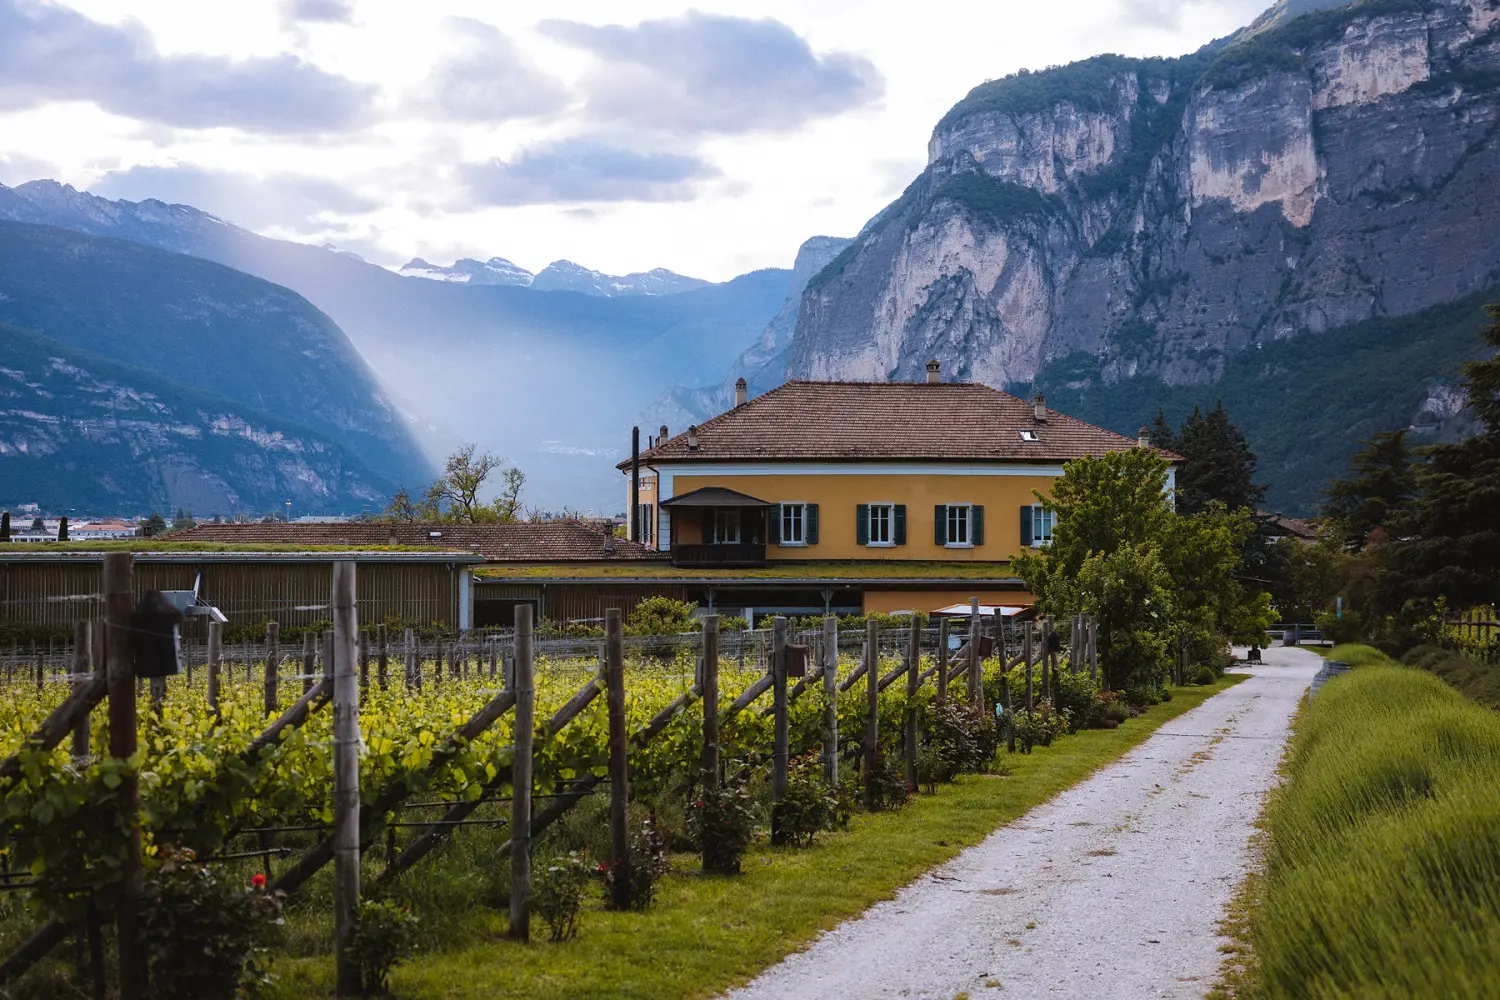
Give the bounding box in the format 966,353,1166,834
0,0,1269,280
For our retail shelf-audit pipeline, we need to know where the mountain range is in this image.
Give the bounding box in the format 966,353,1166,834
399,256,711,297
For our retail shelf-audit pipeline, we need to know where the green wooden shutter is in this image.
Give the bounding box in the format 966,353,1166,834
934,505,948,546
806,504,819,544
894,504,907,545
1020,505,1033,548
972,505,984,545
856,504,869,546
769,505,782,545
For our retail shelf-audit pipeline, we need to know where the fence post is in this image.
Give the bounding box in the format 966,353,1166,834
404,629,417,690
967,598,981,710
376,624,389,691
262,622,279,716
331,563,361,996
1040,617,1053,703
71,621,91,760
1024,624,1035,714
359,634,369,694
603,609,632,908
701,616,719,796
904,621,919,790
1089,616,1099,685
822,615,838,787
207,621,223,719
864,620,879,810
301,634,315,695
509,606,535,939
770,616,789,845
936,617,949,707
104,552,146,1000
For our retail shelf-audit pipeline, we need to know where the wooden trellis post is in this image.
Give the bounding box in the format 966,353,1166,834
207,621,223,719
701,615,720,797
104,553,146,999
864,620,879,809
404,628,417,690
822,615,838,787
770,616,789,845
509,606,535,940
904,621,919,789
376,624,389,690
936,617,949,706
301,633,316,695
264,622,280,716
1024,624,1035,713
604,608,632,906
331,563,361,996
70,621,90,759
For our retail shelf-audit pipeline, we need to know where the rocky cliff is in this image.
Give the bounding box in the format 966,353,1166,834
787,0,1500,400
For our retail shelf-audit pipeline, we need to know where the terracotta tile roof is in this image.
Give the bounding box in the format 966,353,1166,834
1262,513,1320,540
171,522,663,563
619,381,1178,466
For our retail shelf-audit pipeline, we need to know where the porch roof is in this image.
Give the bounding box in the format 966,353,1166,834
660,486,772,508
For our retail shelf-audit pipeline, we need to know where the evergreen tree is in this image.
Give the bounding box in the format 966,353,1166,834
1322,430,1417,551
141,512,167,537
171,508,197,532
1172,402,1266,515
1392,304,1500,608
1148,407,1176,455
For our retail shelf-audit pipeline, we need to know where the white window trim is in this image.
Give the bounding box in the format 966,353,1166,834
779,501,809,547
1030,503,1056,548
945,502,974,549
866,501,896,547
714,508,742,544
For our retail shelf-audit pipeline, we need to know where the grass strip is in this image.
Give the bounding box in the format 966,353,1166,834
1243,652,1500,1000
269,675,1246,1000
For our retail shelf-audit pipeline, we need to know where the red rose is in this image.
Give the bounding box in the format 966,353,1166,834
250,873,267,888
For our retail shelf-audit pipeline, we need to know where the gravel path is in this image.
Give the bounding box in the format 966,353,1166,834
725,647,1323,1000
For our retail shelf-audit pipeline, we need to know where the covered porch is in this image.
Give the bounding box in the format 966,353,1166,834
661,486,772,567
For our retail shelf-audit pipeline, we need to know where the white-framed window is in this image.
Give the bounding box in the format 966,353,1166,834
946,504,971,547
868,503,894,546
1031,504,1056,546
780,502,806,545
713,509,741,544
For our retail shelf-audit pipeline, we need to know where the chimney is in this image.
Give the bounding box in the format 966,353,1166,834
687,424,700,450
1032,393,1047,421
1138,426,1151,448
388,529,398,547
603,525,616,555
659,424,669,444
925,359,941,384
734,377,748,406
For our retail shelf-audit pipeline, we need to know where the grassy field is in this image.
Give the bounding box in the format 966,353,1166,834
1240,650,1500,1000
268,676,1246,1000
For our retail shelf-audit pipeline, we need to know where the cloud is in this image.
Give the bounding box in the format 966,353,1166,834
458,139,717,207
0,0,375,133
540,12,884,136
412,18,568,122
285,0,354,23
90,164,378,231
0,151,57,186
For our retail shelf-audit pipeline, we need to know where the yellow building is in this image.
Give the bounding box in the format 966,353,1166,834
621,364,1174,614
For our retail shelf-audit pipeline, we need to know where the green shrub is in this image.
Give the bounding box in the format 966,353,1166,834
863,746,911,810
1192,664,1217,685
1052,669,1105,730
926,702,1000,774
690,766,758,874
598,816,670,911
1252,665,1500,999
138,848,283,1000
773,756,841,846
533,852,592,942
1402,644,1500,710
350,898,419,995
1011,702,1071,753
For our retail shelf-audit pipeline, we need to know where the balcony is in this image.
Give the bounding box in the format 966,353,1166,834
672,542,767,567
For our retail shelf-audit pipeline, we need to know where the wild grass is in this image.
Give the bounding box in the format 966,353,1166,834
265,677,1245,1000
1251,659,1500,1000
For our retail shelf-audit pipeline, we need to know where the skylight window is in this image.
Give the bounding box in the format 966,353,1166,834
1019,429,1040,442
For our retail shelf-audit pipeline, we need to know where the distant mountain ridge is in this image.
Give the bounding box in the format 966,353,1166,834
0,180,791,509
398,255,709,296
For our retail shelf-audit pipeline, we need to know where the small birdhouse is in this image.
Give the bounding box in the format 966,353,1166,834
132,590,184,678
784,643,809,678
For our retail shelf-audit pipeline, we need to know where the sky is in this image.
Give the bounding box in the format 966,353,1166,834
0,0,1271,281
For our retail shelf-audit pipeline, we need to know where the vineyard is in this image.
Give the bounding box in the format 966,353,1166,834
0,555,1104,998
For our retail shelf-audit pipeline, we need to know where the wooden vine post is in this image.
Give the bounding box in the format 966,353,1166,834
770,616,789,845
301,633,315,696
821,615,838,787
701,615,720,796
863,620,879,809
103,552,146,999
967,598,982,710
264,621,280,716
404,628,417,690
376,623,389,690
331,562,361,997
206,621,223,719
604,608,632,909
1089,616,1099,684
936,617,949,707
70,621,90,759
1040,617,1053,702
1024,624,1035,714
903,620,919,789
509,606,535,939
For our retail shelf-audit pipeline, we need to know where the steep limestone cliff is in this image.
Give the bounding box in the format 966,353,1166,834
786,0,1500,399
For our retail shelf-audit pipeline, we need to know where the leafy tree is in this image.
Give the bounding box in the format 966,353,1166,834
384,487,418,522
30,516,44,533
171,508,196,533
1390,304,1500,609
1322,430,1417,551
1172,402,1266,515
625,597,700,636
393,444,526,524
141,512,167,538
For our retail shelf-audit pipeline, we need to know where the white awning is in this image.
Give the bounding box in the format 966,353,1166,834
931,603,1026,617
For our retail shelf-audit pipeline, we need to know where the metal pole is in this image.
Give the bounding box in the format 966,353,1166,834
509,606,535,939
104,553,146,1000
331,562,360,997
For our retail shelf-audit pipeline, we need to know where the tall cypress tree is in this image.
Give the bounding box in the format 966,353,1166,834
1148,407,1176,455
1322,430,1417,551
1393,304,1500,607
1173,402,1266,516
